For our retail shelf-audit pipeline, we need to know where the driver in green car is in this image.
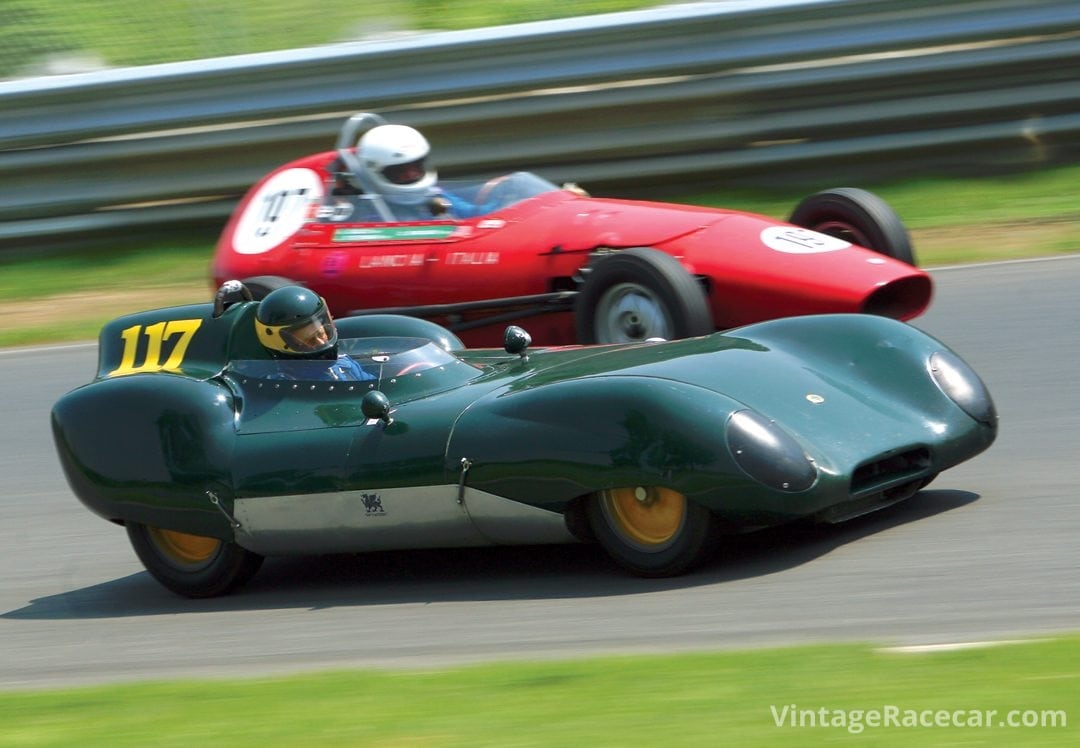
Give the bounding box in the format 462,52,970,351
254,286,374,381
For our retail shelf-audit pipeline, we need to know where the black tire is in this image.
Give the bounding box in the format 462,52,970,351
789,188,916,266
241,275,296,300
586,487,717,577
126,523,264,598
574,248,714,344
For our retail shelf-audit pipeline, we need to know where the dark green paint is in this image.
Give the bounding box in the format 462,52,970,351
52,299,997,544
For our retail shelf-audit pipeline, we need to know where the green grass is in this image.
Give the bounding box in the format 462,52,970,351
0,241,210,302
0,237,214,348
1,637,1076,746
686,163,1080,230
2,1,657,76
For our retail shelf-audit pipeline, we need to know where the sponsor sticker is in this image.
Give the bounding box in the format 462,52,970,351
359,254,426,269
319,252,349,277
761,226,851,254
446,251,500,265
316,202,355,221
333,225,458,242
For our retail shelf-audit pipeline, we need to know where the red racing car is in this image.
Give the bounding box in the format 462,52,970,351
213,113,931,347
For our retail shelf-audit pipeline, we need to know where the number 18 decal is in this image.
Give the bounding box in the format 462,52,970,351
760,226,851,254
108,319,203,377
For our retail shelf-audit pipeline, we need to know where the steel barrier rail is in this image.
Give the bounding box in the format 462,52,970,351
3,0,1076,147
0,0,1078,251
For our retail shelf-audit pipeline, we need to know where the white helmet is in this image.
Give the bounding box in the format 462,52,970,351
357,124,437,204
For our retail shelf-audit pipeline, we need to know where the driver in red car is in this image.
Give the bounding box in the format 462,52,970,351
352,124,486,220
255,286,373,381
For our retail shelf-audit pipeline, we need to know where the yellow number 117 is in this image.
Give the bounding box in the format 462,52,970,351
108,319,203,377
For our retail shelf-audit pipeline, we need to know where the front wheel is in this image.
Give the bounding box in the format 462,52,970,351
126,523,264,598
574,248,714,344
789,188,916,265
586,487,717,577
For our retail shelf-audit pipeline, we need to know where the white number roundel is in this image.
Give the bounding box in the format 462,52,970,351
761,226,851,254
232,168,324,255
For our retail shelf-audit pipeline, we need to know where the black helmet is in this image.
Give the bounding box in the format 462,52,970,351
255,286,338,358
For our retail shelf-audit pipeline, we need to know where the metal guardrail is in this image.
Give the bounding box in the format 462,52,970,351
1,0,1078,251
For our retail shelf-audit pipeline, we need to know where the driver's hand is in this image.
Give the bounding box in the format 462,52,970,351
428,196,452,217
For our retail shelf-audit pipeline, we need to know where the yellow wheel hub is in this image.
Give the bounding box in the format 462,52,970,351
147,527,221,565
602,486,686,547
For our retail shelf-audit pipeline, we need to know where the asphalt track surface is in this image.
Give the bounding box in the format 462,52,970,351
2,256,1078,690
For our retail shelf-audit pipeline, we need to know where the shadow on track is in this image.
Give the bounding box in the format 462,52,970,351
4,490,977,620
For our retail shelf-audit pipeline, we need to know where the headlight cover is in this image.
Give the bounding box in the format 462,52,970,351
929,350,996,426
726,409,817,492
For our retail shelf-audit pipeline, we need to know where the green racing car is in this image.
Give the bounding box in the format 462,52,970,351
50,282,997,597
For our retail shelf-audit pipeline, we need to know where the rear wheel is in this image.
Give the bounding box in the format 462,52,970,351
587,487,717,577
126,523,264,598
574,248,714,344
789,188,916,265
